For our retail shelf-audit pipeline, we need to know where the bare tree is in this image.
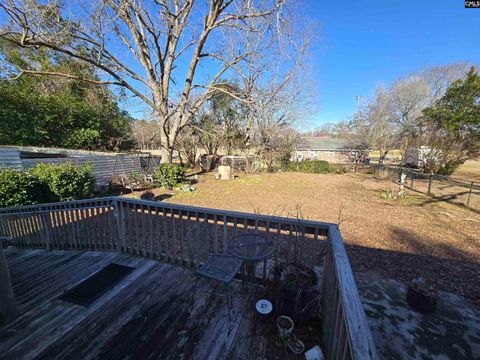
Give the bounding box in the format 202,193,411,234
304,123,339,137
358,85,397,164
131,119,161,150
390,64,470,157
341,63,470,166
0,0,300,162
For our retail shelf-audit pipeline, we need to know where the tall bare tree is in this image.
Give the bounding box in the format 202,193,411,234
340,63,470,165
0,0,301,162
131,119,161,150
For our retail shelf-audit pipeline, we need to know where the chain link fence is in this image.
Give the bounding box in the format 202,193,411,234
366,164,480,211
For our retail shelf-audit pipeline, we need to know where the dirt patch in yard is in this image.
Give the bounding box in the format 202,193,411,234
126,172,480,305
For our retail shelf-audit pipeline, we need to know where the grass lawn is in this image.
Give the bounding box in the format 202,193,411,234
453,159,480,182
126,171,480,304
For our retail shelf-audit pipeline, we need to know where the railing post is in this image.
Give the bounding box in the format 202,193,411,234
0,244,18,325
466,181,474,207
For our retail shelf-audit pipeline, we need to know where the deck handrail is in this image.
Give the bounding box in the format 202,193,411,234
0,197,377,359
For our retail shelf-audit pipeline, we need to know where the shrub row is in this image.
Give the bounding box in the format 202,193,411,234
152,163,187,189
0,163,95,208
287,160,332,174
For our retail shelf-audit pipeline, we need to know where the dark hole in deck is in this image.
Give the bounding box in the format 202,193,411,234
58,263,135,306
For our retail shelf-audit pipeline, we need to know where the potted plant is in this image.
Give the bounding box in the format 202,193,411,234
272,263,319,324
276,315,305,355
276,315,294,340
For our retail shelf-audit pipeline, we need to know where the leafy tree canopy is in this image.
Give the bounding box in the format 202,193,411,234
420,67,480,174
422,67,480,136
0,41,134,151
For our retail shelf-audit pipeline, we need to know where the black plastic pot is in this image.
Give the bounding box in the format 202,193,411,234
406,285,437,314
272,263,319,324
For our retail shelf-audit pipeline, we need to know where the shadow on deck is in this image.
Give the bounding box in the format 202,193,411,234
0,248,322,360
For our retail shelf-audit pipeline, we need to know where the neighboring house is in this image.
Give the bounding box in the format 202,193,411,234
294,137,363,164
0,146,160,189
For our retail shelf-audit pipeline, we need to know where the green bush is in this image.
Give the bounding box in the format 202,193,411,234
0,169,50,207
29,162,95,202
152,163,186,189
288,160,332,174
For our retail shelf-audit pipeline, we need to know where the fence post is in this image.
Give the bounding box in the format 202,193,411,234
0,244,18,325
466,182,474,207
427,175,433,195
399,171,406,196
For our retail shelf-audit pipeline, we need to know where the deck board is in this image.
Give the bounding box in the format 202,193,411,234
0,249,252,360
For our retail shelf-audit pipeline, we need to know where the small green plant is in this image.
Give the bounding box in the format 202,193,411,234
379,190,399,200
152,163,186,189
29,162,95,202
0,169,50,207
288,160,332,174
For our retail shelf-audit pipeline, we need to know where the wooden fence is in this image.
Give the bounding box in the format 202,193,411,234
0,197,377,360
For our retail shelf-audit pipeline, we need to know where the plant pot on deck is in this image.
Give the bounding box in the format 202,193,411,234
406,278,437,314
272,263,319,324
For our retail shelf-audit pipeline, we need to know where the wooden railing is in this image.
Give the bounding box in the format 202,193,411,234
0,197,377,360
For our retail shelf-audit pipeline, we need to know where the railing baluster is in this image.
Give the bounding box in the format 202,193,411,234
14,214,22,246
114,201,123,253
126,203,132,254
170,208,176,262
178,210,184,264
162,208,167,260
154,207,161,259
275,222,280,268
74,207,82,249
2,217,12,243
82,207,88,249
223,215,227,254
331,287,342,359
205,212,210,252
60,208,68,249
22,212,32,247
148,205,154,258
133,204,139,255
20,212,29,246
67,208,76,249
34,213,42,247
140,204,146,257
214,215,218,253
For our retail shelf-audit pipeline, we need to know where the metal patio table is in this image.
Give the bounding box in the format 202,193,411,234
226,233,275,287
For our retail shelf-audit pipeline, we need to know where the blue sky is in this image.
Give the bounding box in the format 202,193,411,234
1,1,479,128
305,0,480,129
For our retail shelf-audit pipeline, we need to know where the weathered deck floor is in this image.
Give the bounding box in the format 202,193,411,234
0,248,267,360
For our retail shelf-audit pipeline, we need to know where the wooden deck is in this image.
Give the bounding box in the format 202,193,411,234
1,248,257,360
1,248,326,360
0,197,378,359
